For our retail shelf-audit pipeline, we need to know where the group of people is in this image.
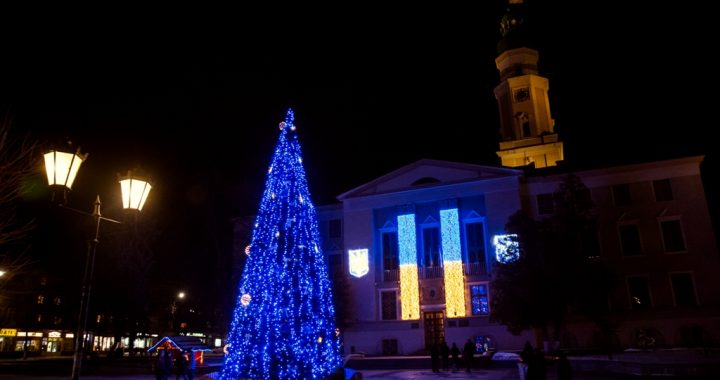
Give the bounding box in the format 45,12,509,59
429,338,477,373
519,341,573,380
154,349,197,380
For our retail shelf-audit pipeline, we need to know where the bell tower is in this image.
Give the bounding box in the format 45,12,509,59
494,0,563,168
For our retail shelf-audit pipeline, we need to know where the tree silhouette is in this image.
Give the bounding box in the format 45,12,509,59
490,174,614,348
0,112,38,293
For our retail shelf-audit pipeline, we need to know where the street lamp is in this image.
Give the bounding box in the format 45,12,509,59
171,291,186,335
44,147,152,380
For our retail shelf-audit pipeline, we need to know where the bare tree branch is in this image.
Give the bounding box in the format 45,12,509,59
0,110,39,289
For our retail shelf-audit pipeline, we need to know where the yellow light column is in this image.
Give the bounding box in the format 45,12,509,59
397,214,420,320
440,209,466,317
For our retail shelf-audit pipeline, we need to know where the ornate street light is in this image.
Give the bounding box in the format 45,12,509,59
44,147,152,380
171,291,186,335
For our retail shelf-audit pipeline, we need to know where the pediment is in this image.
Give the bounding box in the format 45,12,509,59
338,159,522,200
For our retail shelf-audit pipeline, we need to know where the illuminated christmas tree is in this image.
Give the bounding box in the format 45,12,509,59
221,109,342,379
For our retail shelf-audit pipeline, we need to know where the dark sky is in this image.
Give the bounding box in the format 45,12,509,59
2,2,717,272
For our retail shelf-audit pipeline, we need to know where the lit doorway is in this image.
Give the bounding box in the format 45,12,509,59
423,311,445,350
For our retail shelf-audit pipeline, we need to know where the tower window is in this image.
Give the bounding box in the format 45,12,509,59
515,112,531,137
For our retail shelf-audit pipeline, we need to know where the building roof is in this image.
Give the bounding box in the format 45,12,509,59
147,335,213,353
337,159,522,200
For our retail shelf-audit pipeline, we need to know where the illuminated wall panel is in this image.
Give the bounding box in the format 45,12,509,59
397,214,420,320
440,208,466,317
493,234,519,263
348,249,369,278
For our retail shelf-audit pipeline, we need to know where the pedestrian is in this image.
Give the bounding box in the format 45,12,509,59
162,349,173,380
557,351,572,380
450,342,461,372
440,340,450,371
175,351,189,380
527,348,547,380
519,340,533,380
187,351,197,380
154,352,164,380
462,338,475,372
430,342,440,373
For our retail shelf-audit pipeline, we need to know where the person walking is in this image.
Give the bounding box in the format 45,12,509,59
430,342,440,373
450,342,461,372
462,338,475,372
154,351,165,380
519,341,533,380
440,340,450,372
187,351,197,380
557,351,573,380
174,351,189,380
161,349,173,380
527,348,547,380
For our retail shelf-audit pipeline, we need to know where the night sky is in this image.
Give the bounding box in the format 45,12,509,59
2,2,716,292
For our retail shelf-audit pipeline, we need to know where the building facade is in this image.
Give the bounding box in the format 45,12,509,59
313,155,719,356
230,0,720,357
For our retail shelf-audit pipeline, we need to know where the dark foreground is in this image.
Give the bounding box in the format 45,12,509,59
1,350,718,379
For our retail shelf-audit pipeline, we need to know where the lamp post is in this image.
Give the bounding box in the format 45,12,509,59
171,291,186,335
44,147,152,380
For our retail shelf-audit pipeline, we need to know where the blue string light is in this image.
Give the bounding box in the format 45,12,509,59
221,109,342,379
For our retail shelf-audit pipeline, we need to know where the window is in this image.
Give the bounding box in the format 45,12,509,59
329,219,342,238
653,179,673,202
537,193,555,215
382,231,399,271
627,276,652,309
422,227,441,267
470,284,490,316
619,224,643,256
612,184,632,206
464,222,486,264
381,290,398,320
37,295,45,305
671,273,697,306
660,219,686,253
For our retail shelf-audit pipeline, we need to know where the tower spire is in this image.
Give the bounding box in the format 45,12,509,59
498,0,529,54
493,1,564,168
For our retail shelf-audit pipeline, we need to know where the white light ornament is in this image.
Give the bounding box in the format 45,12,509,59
348,249,369,278
493,234,520,263
240,293,252,306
